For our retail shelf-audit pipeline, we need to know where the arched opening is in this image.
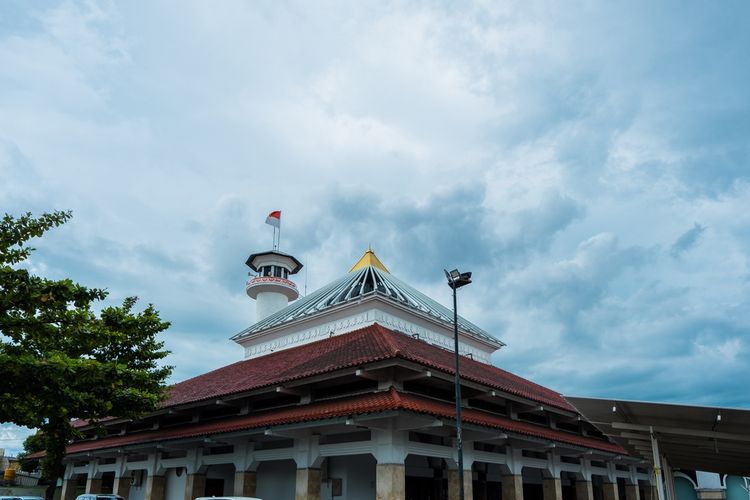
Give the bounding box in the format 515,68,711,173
472,461,504,500
522,466,545,500
255,459,296,500
561,471,577,500
405,455,448,500
320,455,376,500
205,463,236,497
100,472,115,494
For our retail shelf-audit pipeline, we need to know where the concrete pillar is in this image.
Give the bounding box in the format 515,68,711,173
464,471,474,500
376,464,405,500
86,477,103,494
113,476,132,499
503,474,524,500
576,481,595,500
626,484,641,500
234,471,257,497
544,478,563,500
448,469,474,500
184,473,206,500
61,478,79,500
144,475,166,500
603,482,620,500
295,468,321,500
696,491,726,500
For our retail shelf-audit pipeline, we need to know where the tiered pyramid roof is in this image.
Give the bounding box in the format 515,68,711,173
234,250,503,348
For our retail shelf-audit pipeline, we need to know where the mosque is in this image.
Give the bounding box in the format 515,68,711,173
58,244,657,500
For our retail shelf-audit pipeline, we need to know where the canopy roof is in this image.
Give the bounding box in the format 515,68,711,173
234,250,503,348
63,388,620,456
565,396,750,476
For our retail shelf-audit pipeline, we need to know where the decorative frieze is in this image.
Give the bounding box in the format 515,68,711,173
242,308,491,363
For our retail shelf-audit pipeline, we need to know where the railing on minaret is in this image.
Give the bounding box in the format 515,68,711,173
245,249,303,322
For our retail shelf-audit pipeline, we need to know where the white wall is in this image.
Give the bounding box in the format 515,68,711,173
320,455,376,500
165,468,187,500
256,460,296,500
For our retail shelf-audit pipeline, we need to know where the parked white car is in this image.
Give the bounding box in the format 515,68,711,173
75,495,124,500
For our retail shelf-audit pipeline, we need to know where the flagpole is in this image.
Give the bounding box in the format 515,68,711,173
278,221,282,251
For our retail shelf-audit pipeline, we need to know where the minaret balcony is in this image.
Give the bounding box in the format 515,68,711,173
246,276,299,301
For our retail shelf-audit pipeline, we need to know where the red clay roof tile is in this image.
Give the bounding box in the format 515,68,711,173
65,388,623,456
165,323,574,412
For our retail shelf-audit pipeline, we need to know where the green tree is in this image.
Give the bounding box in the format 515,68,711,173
0,211,172,499
18,431,46,473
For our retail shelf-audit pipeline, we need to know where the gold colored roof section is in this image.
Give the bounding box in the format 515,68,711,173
349,248,390,273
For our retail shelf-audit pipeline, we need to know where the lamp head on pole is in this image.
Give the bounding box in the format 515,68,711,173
444,268,472,289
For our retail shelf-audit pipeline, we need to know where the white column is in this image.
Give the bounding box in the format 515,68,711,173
373,428,407,500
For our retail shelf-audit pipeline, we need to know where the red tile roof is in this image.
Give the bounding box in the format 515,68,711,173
64,388,623,455
166,323,574,412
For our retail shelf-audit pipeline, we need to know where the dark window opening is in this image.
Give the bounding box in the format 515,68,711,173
409,431,452,447
555,421,579,433
474,441,506,453
204,445,234,455
201,405,240,420
255,438,294,450
313,378,377,400
403,380,454,402
252,393,300,411
468,398,507,415
518,412,548,425
161,414,194,428
319,430,371,445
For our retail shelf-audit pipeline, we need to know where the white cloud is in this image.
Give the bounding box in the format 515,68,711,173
2,1,750,446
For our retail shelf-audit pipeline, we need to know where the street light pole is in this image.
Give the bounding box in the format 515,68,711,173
444,268,472,500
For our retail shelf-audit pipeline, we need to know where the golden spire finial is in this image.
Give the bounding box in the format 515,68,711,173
349,248,390,273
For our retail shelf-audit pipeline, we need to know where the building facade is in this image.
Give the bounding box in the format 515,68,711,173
59,249,654,500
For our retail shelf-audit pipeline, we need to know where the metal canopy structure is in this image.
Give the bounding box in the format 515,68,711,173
565,396,750,476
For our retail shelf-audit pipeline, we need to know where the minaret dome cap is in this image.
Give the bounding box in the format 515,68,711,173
246,250,303,274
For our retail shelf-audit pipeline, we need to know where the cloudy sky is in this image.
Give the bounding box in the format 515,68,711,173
2,0,749,455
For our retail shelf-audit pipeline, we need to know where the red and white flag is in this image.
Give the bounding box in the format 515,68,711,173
265,210,281,228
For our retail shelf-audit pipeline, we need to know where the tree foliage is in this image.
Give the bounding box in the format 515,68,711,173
18,432,46,473
0,211,172,496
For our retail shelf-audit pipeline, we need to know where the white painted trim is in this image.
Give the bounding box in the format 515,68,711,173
240,303,492,363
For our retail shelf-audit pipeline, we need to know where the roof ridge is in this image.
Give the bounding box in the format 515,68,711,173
373,322,401,357
389,385,401,405
382,327,574,412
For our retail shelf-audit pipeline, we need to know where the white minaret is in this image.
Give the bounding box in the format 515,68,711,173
245,250,303,322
